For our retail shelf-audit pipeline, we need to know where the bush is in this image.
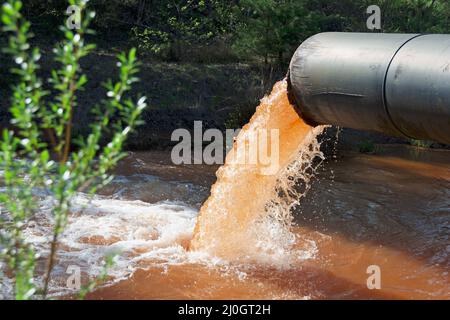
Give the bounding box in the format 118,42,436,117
0,0,146,299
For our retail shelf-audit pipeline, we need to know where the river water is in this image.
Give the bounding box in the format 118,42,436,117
83,144,449,300
1,84,449,300
2,145,448,299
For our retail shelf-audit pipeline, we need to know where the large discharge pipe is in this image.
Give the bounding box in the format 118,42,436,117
288,32,450,144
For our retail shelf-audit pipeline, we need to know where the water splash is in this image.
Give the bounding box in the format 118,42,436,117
190,80,326,265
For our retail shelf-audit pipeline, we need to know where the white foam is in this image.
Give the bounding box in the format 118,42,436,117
2,174,320,298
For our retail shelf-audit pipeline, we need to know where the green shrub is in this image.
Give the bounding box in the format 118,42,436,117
0,0,146,299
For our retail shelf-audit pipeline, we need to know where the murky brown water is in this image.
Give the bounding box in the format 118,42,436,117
89,84,450,299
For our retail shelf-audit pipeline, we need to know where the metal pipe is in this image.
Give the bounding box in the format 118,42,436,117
288,32,450,144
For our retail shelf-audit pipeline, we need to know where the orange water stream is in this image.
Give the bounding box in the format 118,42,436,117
190,80,324,262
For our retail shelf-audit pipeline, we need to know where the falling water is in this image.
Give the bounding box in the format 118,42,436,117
190,80,325,264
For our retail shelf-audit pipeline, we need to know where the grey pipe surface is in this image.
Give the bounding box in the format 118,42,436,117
288,32,450,144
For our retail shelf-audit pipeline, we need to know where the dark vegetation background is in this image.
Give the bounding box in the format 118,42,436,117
1,0,450,150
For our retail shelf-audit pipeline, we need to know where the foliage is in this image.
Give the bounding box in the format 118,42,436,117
358,139,375,153
233,0,320,65
12,0,450,65
376,0,450,33
131,0,239,61
0,0,146,299
409,139,433,148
